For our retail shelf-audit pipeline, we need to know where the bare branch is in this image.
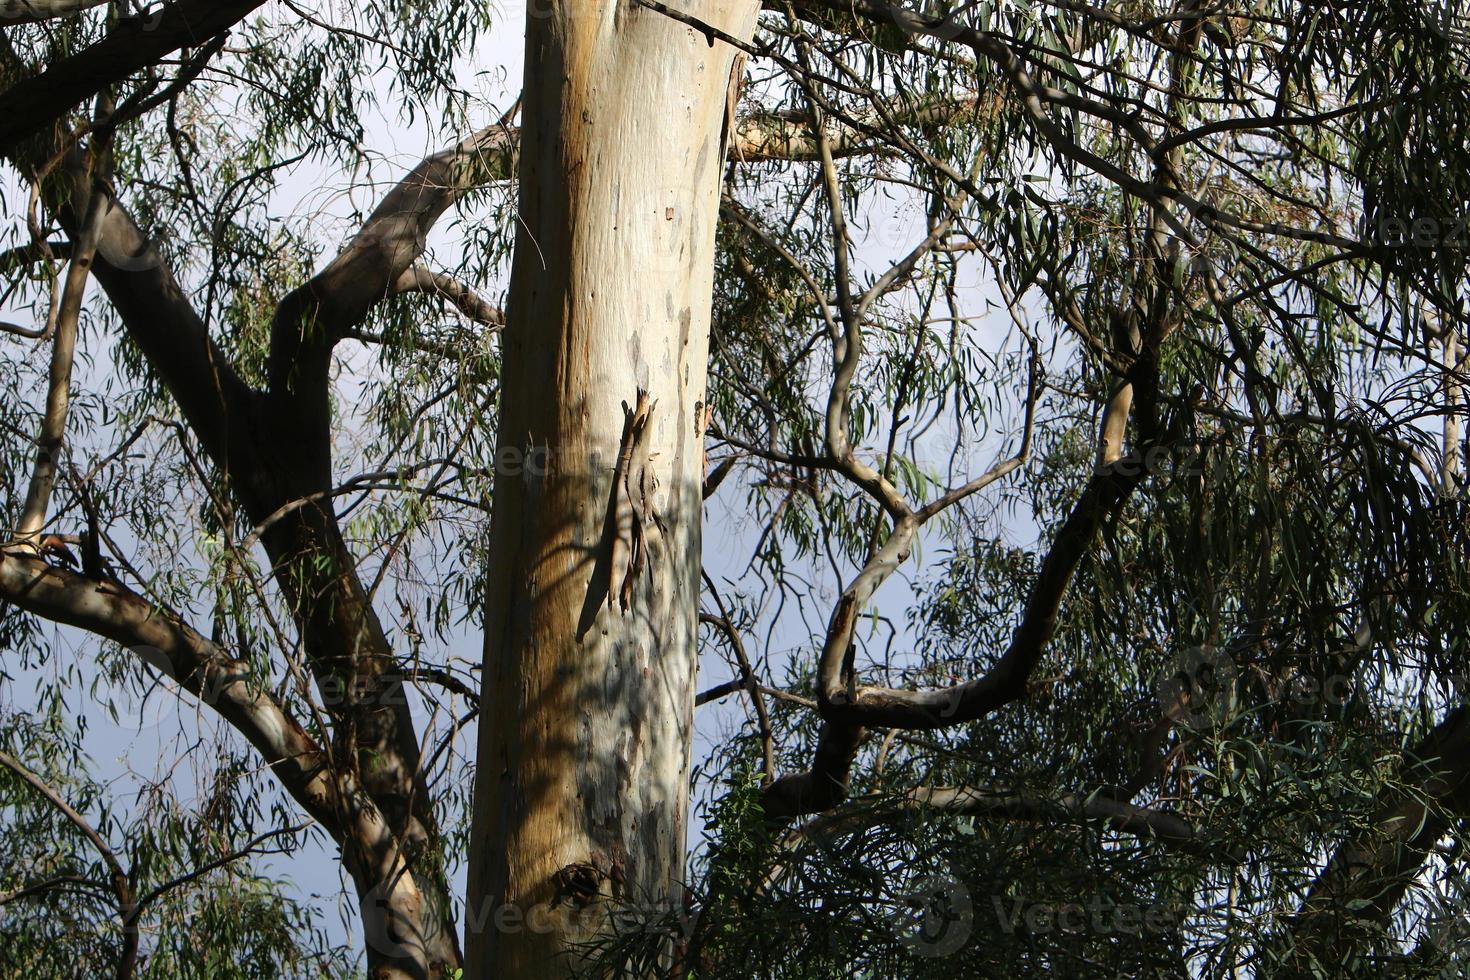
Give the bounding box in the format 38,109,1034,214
1291,706,1470,957
763,448,1151,820
0,319,45,339
12,175,106,546
0,0,106,26
700,578,774,783
391,264,504,327
127,822,313,925
0,747,138,978
267,123,517,395
0,550,344,835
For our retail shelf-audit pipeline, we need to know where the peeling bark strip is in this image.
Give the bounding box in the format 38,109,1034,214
464,0,759,974
608,390,662,613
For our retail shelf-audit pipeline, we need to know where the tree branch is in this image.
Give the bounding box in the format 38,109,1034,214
266,123,517,398
0,746,139,978
784,785,1208,856
12,173,105,546
0,549,344,835
762,448,1150,820
0,0,106,26
1289,706,1470,960
0,0,266,156
391,264,503,327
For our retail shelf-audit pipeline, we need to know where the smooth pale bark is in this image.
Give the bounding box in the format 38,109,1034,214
0,0,105,24
1444,328,1463,495
12,189,99,544
1096,382,1132,467
465,0,757,974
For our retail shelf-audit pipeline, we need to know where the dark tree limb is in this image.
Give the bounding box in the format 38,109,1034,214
784,784,1210,857
0,0,267,156
1287,706,1470,963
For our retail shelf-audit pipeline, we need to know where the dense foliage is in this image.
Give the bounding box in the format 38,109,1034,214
2,0,1469,976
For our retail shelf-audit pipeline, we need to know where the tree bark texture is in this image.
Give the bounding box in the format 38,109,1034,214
465,0,758,974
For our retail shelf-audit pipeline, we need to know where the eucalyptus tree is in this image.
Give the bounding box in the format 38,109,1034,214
1,1,1468,979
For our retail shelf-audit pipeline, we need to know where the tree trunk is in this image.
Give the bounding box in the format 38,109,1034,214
465,1,756,974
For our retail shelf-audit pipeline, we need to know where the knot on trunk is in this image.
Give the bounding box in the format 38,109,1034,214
552,862,607,908
552,850,628,908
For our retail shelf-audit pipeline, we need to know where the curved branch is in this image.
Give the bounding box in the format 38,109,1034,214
763,450,1150,820
835,456,1147,731
0,0,106,26
0,550,344,834
266,124,518,396
0,746,138,978
1289,706,1470,960
700,585,774,782
391,264,504,327
127,821,312,925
